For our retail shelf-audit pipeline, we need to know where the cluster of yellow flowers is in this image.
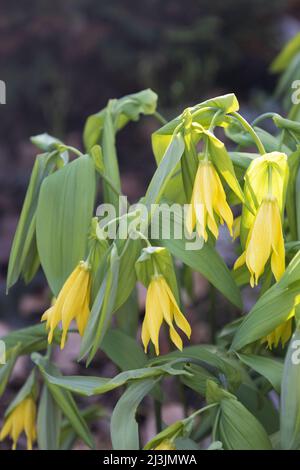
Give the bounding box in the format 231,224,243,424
188,150,289,347
38,152,290,354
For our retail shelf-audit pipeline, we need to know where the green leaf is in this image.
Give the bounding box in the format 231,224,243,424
217,397,272,450
34,361,189,397
1,323,59,357
114,238,142,310
32,353,94,448
83,90,157,208
36,155,96,295
111,378,159,450
30,133,63,152
0,346,19,398
229,151,258,170
37,384,62,450
280,325,300,449
287,146,300,239
7,151,58,290
102,328,147,371
145,133,185,208
83,89,158,150
151,345,244,392
271,32,300,72
231,251,300,350
237,353,283,393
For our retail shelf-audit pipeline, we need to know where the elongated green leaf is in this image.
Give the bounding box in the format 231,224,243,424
217,397,272,450
36,155,96,295
102,328,147,370
271,32,300,72
231,283,299,351
84,90,157,208
238,353,283,393
111,378,159,450
280,326,300,449
0,346,19,398
83,89,158,150
232,251,300,350
35,361,189,397
114,238,141,310
145,133,185,208
7,151,58,290
32,353,94,448
37,384,62,450
1,323,59,357
229,152,258,170
151,345,244,391
287,146,300,239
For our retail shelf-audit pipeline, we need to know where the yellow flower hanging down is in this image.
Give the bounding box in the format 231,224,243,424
234,197,285,287
41,260,91,349
141,276,191,355
186,160,233,241
0,397,36,450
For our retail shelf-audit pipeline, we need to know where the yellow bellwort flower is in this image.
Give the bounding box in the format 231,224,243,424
234,197,285,287
0,397,36,450
141,275,191,355
186,160,233,241
41,260,91,349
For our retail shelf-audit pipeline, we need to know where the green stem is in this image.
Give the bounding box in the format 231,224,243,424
100,172,122,197
231,111,266,155
251,112,279,127
154,111,168,126
209,109,223,132
134,230,151,247
154,399,163,433
209,284,216,343
183,402,218,425
62,145,84,158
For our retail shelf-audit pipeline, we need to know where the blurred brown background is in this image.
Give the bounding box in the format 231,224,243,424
0,0,299,449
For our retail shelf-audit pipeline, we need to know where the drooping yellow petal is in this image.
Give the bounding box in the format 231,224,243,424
142,276,191,355
162,279,191,338
144,280,164,355
237,197,285,287
0,413,13,441
0,397,36,451
246,199,272,286
61,266,90,349
270,200,285,281
23,398,36,451
232,216,241,241
186,160,233,242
